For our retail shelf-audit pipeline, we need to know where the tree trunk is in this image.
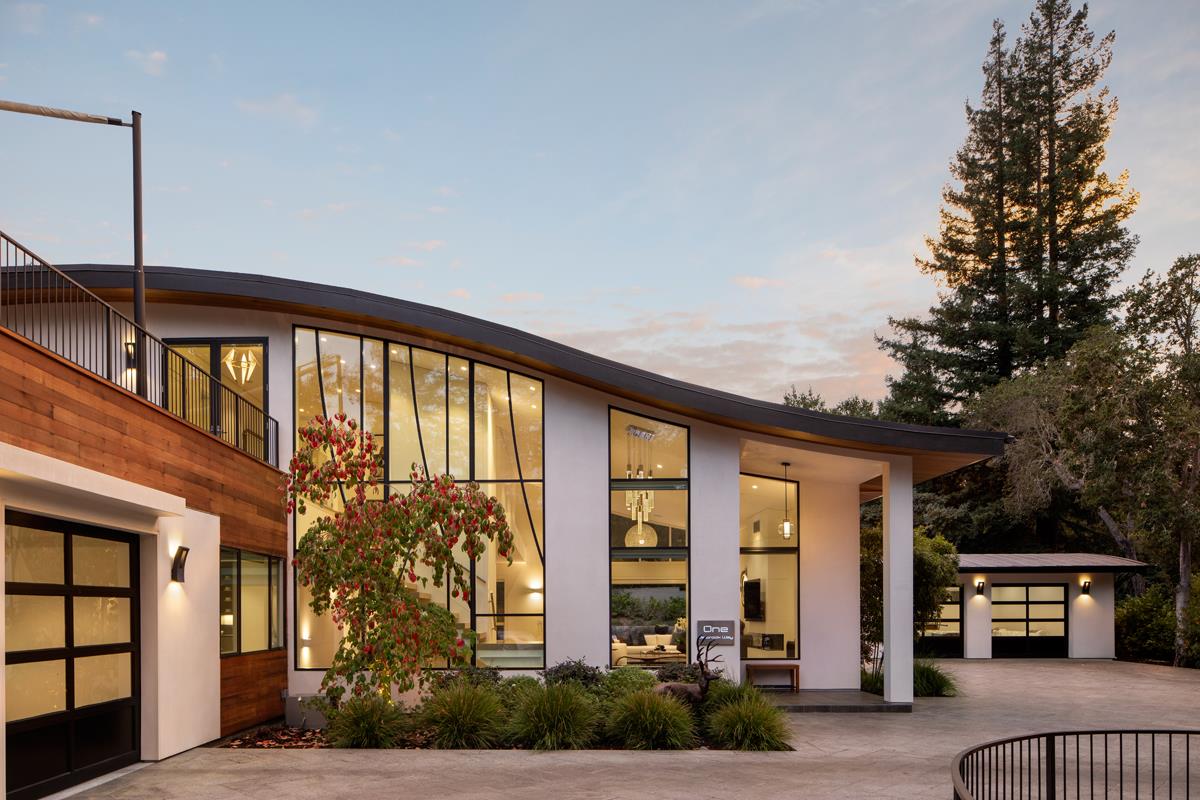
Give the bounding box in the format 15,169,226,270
1096,505,1146,595
1175,536,1192,667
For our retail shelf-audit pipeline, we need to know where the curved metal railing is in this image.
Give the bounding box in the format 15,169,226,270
952,730,1198,799
0,228,279,466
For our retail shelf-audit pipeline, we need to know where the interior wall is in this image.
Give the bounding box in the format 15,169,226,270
797,478,861,689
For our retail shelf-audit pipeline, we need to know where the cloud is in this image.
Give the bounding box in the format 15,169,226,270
382,128,403,142
125,49,168,76
77,12,102,26
501,291,544,304
10,3,44,34
381,256,420,267
436,186,457,197
427,205,450,214
236,93,318,128
448,288,471,299
731,275,785,289
405,239,446,252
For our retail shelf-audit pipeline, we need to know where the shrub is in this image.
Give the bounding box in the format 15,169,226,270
913,660,957,697
596,666,658,703
496,675,541,708
701,679,759,716
1116,585,1177,664
706,695,791,751
425,665,504,693
607,690,696,750
418,682,505,749
326,693,407,749
543,658,603,689
655,662,702,683
860,669,884,695
510,683,598,750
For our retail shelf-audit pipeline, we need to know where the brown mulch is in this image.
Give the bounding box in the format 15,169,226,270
223,726,328,749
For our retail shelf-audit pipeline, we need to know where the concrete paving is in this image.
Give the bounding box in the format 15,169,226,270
69,660,1200,800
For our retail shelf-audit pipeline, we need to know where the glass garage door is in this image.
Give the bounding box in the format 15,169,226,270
5,512,140,800
990,583,1067,658
917,585,964,657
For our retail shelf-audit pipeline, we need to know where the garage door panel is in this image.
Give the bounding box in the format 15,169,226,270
991,582,1067,658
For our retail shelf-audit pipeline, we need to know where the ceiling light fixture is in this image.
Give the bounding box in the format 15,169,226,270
625,424,656,546
222,347,258,385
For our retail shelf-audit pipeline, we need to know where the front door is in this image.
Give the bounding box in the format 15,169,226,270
990,583,1068,658
5,511,140,800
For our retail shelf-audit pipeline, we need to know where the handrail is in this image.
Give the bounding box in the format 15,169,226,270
0,228,280,467
952,729,1199,799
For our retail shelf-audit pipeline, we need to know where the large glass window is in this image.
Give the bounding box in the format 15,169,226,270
293,327,545,670
609,409,688,667
220,547,285,656
739,473,799,660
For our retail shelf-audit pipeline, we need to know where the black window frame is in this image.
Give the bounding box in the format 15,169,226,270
291,324,547,672
219,546,286,658
164,337,270,444
990,582,1069,658
738,470,801,661
607,405,691,667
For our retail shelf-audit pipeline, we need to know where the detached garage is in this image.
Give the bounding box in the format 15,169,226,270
918,553,1145,660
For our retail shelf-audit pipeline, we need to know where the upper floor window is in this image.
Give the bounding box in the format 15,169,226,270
166,338,269,459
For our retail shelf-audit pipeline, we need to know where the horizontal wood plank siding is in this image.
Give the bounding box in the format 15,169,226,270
1,328,289,735
221,650,287,736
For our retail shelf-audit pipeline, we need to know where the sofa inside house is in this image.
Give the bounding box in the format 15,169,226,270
610,631,686,665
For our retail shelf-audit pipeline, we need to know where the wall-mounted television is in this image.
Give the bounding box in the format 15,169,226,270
743,579,765,622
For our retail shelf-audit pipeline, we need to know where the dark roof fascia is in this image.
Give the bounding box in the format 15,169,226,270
957,564,1147,574
60,263,1009,458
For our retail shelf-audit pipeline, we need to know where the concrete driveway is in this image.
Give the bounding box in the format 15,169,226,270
64,660,1200,800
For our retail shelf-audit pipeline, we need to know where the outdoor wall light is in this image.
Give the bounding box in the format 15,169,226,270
123,341,138,370
976,580,986,595
171,545,190,582
1082,580,1092,596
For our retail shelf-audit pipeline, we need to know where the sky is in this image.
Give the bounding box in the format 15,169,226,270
1,0,1197,404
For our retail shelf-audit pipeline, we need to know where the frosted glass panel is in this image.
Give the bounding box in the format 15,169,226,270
1029,586,1065,602
5,660,66,721
73,597,131,646
5,526,64,584
5,595,65,651
991,604,1026,620
74,653,132,708
72,536,129,587
1029,621,1065,636
991,586,1025,602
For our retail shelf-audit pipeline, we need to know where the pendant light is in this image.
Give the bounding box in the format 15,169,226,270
778,461,793,540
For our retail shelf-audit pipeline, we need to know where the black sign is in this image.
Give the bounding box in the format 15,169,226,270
696,620,736,646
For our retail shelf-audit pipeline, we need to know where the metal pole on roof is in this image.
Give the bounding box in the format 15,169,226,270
0,98,148,336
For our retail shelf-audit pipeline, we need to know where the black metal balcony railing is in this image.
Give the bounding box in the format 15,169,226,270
953,730,1198,799
0,229,279,467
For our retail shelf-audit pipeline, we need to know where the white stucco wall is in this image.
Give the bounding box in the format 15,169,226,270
796,478,862,689
960,571,1115,659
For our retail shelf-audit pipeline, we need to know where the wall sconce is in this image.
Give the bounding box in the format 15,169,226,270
124,341,138,370
171,546,190,582
1081,580,1091,596
975,580,986,596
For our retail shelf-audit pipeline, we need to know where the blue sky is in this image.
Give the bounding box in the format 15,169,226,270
2,1,1197,403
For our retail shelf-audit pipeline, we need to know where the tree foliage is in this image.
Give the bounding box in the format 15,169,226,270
285,414,515,701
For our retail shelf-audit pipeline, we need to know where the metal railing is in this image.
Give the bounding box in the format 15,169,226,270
953,730,1198,799
0,229,279,466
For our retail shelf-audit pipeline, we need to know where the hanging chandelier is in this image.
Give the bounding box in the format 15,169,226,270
779,461,794,540
222,347,258,385
624,424,656,546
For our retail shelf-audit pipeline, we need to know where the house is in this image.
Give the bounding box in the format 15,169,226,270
0,233,1005,797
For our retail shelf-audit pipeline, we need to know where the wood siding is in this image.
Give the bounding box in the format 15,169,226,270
221,650,288,736
0,328,289,735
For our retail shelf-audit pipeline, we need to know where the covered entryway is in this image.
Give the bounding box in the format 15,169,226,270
5,511,139,800
989,583,1067,658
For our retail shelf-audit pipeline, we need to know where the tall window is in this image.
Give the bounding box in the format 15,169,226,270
609,408,688,667
219,547,285,656
293,327,545,670
739,474,799,659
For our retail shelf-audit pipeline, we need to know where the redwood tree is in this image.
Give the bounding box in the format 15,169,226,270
285,414,515,701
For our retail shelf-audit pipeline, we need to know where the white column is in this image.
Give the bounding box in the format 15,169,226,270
881,457,913,703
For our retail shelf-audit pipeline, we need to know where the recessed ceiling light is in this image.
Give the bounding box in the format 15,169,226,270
656,464,663,469
751,484,758,490
531,404,537,409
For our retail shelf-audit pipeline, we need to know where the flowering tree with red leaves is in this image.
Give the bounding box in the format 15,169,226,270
284,414,514,702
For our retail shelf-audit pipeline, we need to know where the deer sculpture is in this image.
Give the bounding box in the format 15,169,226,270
653,634,725,706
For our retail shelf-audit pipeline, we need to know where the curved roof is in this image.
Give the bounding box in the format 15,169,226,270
60,263,1007,483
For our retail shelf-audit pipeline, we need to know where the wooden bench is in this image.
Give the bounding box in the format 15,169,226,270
745,662,800,691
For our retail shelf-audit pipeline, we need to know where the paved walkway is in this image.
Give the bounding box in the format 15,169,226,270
69,660,1200,800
